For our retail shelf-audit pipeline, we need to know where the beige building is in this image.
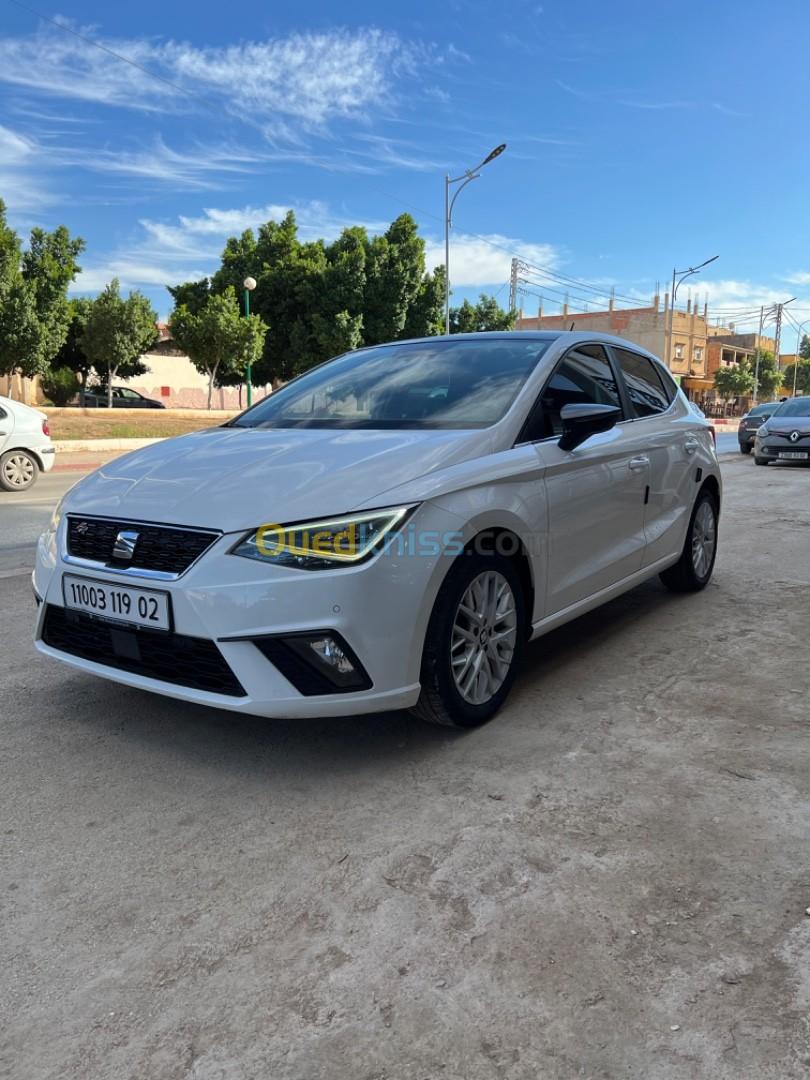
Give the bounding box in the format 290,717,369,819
516,294,713,398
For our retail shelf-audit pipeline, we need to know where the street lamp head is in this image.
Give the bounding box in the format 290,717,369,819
243,276,257,291
483,143,507,166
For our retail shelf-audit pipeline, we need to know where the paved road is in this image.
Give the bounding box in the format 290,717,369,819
0,473,82,576
2,456,809,1079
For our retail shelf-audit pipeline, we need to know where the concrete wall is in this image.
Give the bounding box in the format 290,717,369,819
118,352,271,410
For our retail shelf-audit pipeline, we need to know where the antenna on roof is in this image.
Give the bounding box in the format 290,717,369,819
569,321,575,331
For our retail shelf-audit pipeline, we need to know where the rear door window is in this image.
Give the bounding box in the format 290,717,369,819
613,348,672,417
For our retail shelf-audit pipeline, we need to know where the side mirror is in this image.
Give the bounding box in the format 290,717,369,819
558,403,622,452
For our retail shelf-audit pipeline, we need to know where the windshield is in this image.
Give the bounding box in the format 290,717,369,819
750,403,775,416
772,398,810,418
233,338,552,430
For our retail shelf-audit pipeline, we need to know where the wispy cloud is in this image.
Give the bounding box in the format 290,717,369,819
55,136,265,189
557,79,739,116
0,124,53,212
784,272,810,286
0,23,424,128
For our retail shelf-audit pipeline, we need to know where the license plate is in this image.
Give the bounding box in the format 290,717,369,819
62,574,171,631
778,451,809,460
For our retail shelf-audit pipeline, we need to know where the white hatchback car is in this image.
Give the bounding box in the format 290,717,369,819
34,333,720,727
0,395,56,491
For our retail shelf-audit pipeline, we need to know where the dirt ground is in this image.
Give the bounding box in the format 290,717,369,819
44,410,230,440
1,455,809,1079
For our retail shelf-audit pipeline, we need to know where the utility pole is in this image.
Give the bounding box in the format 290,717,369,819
752,305,765,406
508,257,519,314
772,298,796,387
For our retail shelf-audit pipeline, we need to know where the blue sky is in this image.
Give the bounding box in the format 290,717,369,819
2,0,810,338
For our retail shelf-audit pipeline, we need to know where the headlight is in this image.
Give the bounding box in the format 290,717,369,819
230,507,413,570
756,427,768,439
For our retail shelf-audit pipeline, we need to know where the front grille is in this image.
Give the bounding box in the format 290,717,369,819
42,605,246,697
67,516,218,575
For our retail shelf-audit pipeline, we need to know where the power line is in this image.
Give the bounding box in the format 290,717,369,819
7,0,203,104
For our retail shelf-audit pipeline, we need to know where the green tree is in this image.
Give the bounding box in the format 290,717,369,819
402,266,445,339
0,200,84,391
52,297,93,400
780,358,810,395
363,214,425,344
714,361,754,399
750,349,785,400
0,275,45,384
41,365,80,405
170,287,267,409
22,224,85,365
81,280,158,408
449,293,516,333
167,278,211,315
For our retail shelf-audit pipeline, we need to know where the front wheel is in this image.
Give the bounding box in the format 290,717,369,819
413,552,527,728
739,443,751,455
660,489,718,593
754,456,769,466
0,449,39,491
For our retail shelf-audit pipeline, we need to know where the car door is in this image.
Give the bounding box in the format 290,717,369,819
526,343,648,614
609,347,695,567
0,403,12,454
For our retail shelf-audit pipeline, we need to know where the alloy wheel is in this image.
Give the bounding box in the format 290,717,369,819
2,453,35,489
451,570,518,705
691,500,716,579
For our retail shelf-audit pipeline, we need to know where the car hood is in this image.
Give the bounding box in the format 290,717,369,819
62,425,492,531
764,415,810,434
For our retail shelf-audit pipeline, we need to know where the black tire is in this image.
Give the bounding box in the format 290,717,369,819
660,489,718,594
739,443,751,455
754,456,769,466
0,449,39,492
413,551,527,728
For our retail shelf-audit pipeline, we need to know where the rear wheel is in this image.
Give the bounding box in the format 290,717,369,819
660,489,718,593
413,552,526,728
0,449,39,491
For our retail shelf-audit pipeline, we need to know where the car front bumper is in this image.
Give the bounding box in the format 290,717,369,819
32,506,461,718
755,438,810,461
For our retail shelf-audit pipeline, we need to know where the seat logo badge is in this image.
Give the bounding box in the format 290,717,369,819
113,529,139,561
790,430,800,443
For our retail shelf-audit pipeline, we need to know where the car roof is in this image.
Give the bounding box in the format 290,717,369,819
361,330,666,365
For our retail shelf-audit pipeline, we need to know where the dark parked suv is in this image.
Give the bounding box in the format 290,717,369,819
738,402,779,454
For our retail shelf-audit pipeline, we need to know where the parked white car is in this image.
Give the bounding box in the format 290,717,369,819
0,395,55,491
33,332,720,727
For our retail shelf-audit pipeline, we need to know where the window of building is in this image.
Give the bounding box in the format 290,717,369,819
674,343,685,360
613,348,672,417
693,346,703,362
519,343,622,442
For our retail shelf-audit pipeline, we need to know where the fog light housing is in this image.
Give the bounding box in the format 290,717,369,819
252,631,372,695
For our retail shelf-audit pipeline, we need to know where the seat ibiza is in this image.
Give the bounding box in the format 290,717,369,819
33,332,720,728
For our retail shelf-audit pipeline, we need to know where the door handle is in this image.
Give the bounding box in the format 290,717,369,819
628,456,649,471
684,439,700,455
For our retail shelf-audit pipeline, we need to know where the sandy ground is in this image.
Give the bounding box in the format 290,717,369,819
1,455,809,1079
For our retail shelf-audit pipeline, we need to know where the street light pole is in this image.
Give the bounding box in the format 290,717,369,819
243,276,257,407
664,255,719,370
444,143,506,335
